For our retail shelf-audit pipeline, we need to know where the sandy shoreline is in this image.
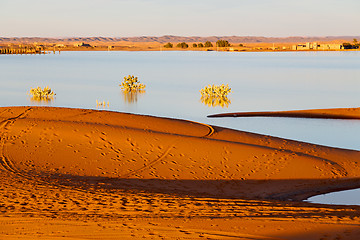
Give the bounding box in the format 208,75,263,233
0,106,359,239
2,38,359,53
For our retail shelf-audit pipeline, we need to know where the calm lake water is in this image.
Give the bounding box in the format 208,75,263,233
1,51,360,204
307,188,360,206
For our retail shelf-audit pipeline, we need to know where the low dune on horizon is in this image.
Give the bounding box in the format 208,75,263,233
0,106,359,239
1,35,359,53
1,35,359,43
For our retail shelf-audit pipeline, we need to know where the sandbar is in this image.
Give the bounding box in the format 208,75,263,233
208,107,360,119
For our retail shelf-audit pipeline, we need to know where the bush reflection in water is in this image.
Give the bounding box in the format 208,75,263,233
200,95,231,108
122,90,145,104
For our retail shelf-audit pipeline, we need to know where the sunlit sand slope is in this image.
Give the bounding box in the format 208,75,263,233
0,106,359,200
0,106,360,239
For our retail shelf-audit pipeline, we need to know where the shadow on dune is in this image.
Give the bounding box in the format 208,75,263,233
276,227,360,240
42,173,360,202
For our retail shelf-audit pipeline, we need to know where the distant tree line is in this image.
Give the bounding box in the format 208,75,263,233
163,40,241,49
163,40,217,49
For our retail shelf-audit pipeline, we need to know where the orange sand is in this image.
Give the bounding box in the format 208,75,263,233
0,106,359,239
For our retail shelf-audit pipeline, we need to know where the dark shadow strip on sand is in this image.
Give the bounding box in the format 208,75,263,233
208,111,360,119
38,173,360,202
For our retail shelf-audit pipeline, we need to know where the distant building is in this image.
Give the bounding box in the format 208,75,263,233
319,44,344,50
74,42,92,47
292,42,343,50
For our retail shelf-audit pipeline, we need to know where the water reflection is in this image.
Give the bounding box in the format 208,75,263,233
96,100,110,109
29,96,54,105
122,90,145,104
200,95,231,108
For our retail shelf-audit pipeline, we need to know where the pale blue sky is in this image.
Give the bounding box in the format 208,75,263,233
1,0,359,37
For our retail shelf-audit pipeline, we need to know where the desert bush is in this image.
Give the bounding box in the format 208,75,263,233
216,40,231,47
28,86,55,100
176,42,189,49
164,42,173,48
200,84,231,107
198,43,204,48
343,42,359,49
204,41,213,48
192,43,198,48
200,84,231,98
120,75,146,92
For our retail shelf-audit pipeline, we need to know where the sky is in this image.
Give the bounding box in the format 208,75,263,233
1,0,360,38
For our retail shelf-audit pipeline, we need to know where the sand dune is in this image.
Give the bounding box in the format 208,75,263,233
0,106,359,239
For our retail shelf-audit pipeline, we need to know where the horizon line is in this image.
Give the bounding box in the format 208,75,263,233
1,35,360,39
